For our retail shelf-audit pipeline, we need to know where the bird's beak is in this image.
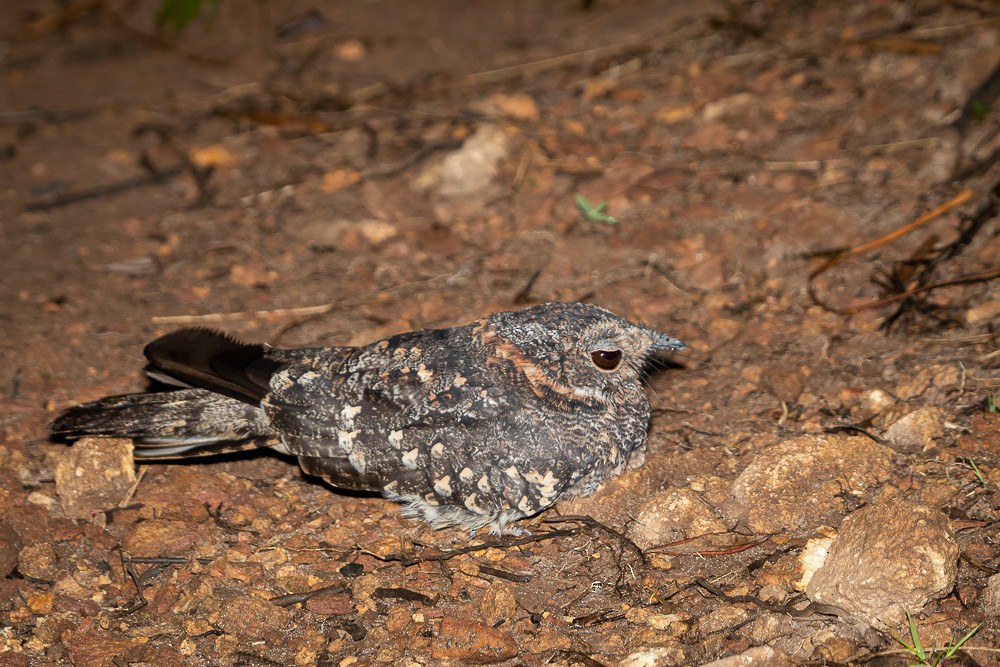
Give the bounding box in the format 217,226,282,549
652,331,685,351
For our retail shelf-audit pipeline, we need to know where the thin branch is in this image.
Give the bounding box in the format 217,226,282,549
695,576,847,620
270,583,348,608
808,189,973,280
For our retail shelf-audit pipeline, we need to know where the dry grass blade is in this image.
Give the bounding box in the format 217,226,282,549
807,189,988,316
809,189,973,281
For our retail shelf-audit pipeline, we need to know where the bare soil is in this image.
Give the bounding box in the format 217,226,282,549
1,1,999,665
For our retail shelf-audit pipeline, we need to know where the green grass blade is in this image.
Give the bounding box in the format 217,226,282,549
906,610,925,660
944,622,982,658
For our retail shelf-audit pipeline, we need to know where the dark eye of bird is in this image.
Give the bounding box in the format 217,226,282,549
591,349,623,371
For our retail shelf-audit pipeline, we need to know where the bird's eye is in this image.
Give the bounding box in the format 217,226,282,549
591,349,623,371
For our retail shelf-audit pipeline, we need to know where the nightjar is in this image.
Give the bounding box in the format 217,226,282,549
51,302,684,534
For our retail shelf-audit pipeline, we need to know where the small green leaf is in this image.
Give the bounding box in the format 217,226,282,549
970,98,991,122
157,0,218,31
574,194,618,225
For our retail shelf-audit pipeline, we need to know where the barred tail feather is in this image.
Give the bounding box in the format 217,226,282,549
50,388,274,458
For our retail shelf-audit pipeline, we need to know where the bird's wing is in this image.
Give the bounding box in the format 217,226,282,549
264,352,511,448
143,328,356,406
143,328,284,404
261,330,516,489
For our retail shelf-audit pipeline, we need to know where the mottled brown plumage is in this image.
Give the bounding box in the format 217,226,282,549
52,302,684,534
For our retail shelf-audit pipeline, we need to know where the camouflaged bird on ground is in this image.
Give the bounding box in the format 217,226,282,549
52,302,684,534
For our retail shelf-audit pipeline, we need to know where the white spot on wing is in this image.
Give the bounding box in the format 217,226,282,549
517,495,533,513
524,469,558,498
401,448,420,469
459,467,474,483
505,465,520,479
433,475,453,497
430,442,445,458
337,430,357,453
341,405,362,428
464,492,482,512
349,449,366,474
477,474,491,493
388,430,404,448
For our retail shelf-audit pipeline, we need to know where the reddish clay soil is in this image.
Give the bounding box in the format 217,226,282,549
1,1,999,665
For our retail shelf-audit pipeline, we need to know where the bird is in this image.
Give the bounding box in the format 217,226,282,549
51,302,684,534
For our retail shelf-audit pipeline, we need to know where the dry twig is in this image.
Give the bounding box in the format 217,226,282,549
807,188,1000,321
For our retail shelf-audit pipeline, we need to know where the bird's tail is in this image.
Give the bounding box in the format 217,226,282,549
50,388,274,458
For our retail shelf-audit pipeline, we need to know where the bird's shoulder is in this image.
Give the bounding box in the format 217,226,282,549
262,325,516,435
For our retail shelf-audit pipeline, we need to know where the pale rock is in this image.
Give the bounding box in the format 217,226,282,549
884,406,947,453
55,438,136,519
805,499,958,630
730,434,893,533
628,487,728,550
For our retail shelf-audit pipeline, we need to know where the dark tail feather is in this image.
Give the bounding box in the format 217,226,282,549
50,388,274,458
143,328,284,405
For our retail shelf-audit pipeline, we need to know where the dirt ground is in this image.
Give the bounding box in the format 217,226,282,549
2,0,1000,665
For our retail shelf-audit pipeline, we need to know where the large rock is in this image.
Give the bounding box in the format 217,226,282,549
805,499,958,630
55,438,136,519
628,487,729,550
730,434,893,533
